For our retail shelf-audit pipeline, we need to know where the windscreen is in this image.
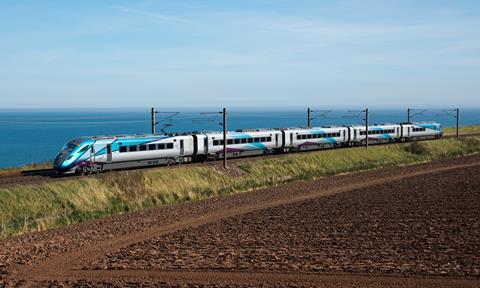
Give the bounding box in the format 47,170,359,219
61,138,86,152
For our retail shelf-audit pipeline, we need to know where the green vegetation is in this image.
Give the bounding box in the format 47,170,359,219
444,125,480,135
0,161,52,174
1,135,480,239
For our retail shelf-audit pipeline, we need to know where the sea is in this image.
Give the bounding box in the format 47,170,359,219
1,108,479,168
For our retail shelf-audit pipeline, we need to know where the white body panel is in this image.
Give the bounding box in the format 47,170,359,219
204,130,282,155
286,127,349,148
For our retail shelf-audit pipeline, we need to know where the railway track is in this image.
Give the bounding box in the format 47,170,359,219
0,132,479,188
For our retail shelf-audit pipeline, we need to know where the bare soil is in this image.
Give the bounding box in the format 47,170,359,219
1,154,480,287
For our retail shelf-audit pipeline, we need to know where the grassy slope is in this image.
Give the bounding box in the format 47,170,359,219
1,135,480,239
444,125,480,135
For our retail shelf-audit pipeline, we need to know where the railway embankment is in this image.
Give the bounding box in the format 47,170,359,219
0,134,480,239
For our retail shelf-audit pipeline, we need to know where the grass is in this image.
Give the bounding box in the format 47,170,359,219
444,125,480,136
1,134,480,239
0,161,52,174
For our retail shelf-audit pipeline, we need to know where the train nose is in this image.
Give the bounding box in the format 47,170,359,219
53,152,67,171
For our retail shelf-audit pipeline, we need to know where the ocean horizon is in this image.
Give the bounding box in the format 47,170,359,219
1,107,479,168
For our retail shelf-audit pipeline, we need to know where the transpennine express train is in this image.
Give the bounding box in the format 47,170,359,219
53,122,443,174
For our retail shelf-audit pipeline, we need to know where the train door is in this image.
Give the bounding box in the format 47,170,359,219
192,136,198,155
408,127,411,137
90,145,95,162
275,134,279,147
106,144,112,163
354,129,357,141
204,135,208,153
290,133,293,146
180,139,184,156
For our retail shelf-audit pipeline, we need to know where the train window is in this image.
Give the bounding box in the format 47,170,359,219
227,139,234,145
139,145,147,151
337,132,341,137
119,146,127,153
167,143,174,149
148,144,156,150
129,146,137,152
248,138,253,143
78,145,90,153
234,139,241,144
241,138,247,144
297,135,300,140
158,143,165,149
213,140,219,146
267,137,272,142
253,137,258,142
260,137,265,142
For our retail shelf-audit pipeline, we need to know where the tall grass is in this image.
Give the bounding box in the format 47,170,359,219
444,125,480,135
1,136,479,239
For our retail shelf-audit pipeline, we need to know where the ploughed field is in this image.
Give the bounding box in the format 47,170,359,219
1,155,480,287
92,165,480,277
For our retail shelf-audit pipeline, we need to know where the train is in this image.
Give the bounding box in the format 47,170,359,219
53,122,443,174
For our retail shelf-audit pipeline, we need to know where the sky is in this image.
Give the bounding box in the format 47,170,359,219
0,0,479,109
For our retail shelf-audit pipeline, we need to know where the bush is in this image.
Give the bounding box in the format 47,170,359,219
404,141,429,156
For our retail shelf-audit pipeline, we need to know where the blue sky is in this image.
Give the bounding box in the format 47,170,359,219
1,0,479,108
